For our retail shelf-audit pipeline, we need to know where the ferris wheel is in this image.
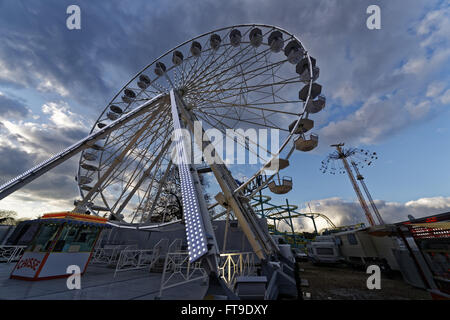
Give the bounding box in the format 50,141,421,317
73,24,325,225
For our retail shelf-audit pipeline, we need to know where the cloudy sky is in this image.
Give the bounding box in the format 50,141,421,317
0,0,449,232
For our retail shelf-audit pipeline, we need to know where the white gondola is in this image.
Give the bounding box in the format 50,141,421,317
296,57,316,74
90,204,110,212
296,57,320,83
110,105,123,114
121,89,136,103
83,151,97,161
284,40,304,64
305,95,326,114
210,34,221,50
268,31,283,52
154,62,166,76
268,176,292,194
137,81,148,89
80,185,93,192
264,158,289,172
90,143,105,151
190,42,202,57
299,66,320,83
172,50,184,65
289,118,314,134
139,74,151,89
249,28,263,47
107,111,119,121
78,176,93,185
137,74,151,89
140,74,151,84
81,163,99,171
230,29,242,47
294,134,318,152
299,83,322,101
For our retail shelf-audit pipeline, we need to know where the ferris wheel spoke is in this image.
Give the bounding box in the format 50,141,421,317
186,44,275,93
184,36,268,91
81,113,168,190
94,114,172,199
143,160,173,222
195,101,301,116
185,61,291,108
100,105,170,152
100,126,172,198
100,118,172,196
181,30,240,88
195,112,264,162
184,27,273,90
200,110,289,133
190,79,302,112
97,109,171,170
195,110,275,160
180,46,218,88
189,67,295,100
113,139,172,219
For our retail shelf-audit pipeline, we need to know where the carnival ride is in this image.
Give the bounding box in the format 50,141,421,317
0,24,327,298
321,143,384,226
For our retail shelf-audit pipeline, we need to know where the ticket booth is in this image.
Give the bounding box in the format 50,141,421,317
10,212,110,281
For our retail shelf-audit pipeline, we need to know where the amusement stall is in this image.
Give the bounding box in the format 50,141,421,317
10,212,110,281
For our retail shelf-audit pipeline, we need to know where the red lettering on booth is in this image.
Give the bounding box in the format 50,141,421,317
16,258,41,271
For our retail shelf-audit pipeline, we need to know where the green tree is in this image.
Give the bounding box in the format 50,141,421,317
0,209,17,225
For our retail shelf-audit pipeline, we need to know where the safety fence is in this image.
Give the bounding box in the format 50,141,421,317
218,252,256,288
157,251,207,299
0,245,27,263
113,239,170,277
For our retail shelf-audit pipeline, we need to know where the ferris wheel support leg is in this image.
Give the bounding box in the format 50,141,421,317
170,90,278,261
169,89,220,276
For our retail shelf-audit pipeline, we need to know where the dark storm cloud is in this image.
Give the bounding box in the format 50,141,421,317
0,94,29,119
0,138,81,201
0,146,38,183
0,0,444,133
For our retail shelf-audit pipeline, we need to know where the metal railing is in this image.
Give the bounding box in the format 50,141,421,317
91,244,137,266
157,251,207,299
219,252,256,288
114,248,160,277
0,245,27,263
113,238,169,276
168,238,182,253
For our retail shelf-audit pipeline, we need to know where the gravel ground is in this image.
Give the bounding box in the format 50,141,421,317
298,261,431,300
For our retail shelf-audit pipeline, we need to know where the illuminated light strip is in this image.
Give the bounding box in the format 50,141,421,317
170,90,208,263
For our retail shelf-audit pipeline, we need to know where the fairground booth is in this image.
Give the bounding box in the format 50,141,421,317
10,212,110,281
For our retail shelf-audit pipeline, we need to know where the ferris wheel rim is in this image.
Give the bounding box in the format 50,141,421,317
88,23,310,135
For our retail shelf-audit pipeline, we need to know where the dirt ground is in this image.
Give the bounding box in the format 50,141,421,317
298,261,431,300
